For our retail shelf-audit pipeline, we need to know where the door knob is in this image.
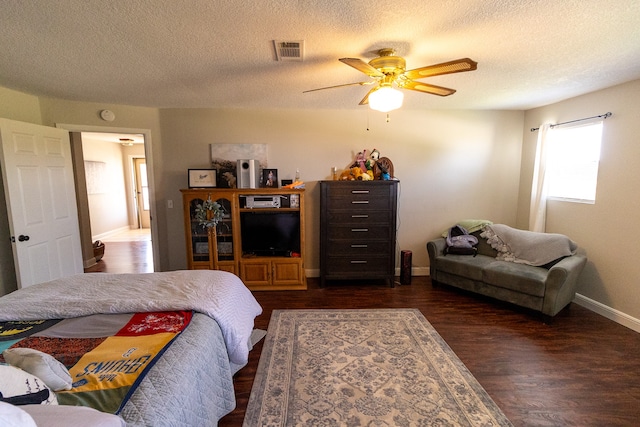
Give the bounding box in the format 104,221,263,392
18,235,30,242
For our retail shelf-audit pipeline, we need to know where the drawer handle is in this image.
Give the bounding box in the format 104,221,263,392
352,200,369,204
351,228,368,232
351,244,368,248
351,190,370,194
350,260,367,264
351,214,369,218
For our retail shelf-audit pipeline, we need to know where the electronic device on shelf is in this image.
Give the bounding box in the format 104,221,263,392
240,211,300,257
245,195,281,209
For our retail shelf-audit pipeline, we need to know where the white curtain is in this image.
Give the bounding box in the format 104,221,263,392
529,123,552,232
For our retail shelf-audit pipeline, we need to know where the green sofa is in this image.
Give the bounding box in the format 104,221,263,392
427,231,587,319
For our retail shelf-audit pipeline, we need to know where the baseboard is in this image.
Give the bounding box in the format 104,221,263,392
574,293,640,333
306,267,430,279
83,256,97,269
92,225,131,242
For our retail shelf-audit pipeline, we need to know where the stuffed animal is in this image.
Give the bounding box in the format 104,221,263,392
355,150,368,173
339,167,373,181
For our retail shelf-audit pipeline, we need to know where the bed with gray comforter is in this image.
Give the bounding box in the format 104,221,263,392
0,270,262,426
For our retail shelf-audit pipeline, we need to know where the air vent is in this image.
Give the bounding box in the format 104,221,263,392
274,40,304,61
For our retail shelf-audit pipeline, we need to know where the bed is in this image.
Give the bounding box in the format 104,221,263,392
0,270,262,427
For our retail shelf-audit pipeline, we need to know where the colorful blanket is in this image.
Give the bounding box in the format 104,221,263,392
0,311,192,414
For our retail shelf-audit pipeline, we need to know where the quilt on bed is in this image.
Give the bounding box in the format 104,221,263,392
0,311,192,414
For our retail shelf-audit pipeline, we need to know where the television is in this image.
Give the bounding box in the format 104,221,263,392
240,211,300,256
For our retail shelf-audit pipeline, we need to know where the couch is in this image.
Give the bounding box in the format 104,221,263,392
427,225,587,319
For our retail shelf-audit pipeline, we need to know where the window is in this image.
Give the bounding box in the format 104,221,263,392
545,121,603,203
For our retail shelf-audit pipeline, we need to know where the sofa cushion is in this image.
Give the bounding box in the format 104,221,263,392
482,261,547,297
434,254,496,281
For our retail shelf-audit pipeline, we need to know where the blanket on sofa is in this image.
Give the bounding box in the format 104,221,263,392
481,224,577,266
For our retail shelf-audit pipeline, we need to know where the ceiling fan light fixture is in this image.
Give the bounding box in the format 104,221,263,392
369,86,403,112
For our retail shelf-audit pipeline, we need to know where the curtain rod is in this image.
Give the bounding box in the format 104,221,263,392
530,112,612,132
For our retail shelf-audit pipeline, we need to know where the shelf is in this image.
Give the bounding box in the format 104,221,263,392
181,188,306,290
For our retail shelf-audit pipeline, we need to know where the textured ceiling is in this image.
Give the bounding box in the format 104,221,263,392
1,0,640,111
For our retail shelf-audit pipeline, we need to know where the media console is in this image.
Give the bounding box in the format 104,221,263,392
181,188,306,290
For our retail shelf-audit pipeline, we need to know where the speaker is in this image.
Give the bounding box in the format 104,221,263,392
237,159,259,189
400,250,412,285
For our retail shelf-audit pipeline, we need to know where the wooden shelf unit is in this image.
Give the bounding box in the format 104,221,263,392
181,188,306,290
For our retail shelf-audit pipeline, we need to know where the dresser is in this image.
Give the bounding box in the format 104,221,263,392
319,180,399,287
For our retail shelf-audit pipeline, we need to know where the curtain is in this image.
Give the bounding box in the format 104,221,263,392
529,123,551,232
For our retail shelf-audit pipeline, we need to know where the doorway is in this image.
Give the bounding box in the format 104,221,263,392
58,123,158,272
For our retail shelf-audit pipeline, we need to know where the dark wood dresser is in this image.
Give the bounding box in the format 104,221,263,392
319,180,399,287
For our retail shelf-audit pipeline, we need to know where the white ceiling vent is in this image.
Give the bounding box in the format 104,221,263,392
274,40,304,61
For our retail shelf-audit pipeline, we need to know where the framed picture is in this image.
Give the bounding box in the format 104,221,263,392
188,169,217,188
261,168,278,188
194,241,209,254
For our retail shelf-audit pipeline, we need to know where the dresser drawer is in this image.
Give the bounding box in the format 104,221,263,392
325,255,392,274
328,225,392,240
326,210,393,225
326,239,392,255
326,195,392,211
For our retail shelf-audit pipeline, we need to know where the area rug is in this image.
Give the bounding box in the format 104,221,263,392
243,309,512,426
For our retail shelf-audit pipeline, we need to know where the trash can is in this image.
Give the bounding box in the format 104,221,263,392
400,250,412,285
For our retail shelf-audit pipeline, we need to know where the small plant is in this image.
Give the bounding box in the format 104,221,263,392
194,197,224,230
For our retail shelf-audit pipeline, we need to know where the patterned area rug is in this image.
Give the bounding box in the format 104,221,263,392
243,309,512,426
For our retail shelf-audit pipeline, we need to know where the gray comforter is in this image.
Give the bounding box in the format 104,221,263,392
0,270,262,426
120,313,241,426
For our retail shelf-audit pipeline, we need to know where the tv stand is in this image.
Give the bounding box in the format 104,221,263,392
181,188,306,290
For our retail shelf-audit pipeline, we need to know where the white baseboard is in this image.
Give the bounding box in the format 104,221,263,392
574,293,640,333
305,267,430,279
92,226,131,242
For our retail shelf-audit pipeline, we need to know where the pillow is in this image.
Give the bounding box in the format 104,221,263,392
0,401,38,427
21,404,126,427
3,349,72,391
0,365,57,405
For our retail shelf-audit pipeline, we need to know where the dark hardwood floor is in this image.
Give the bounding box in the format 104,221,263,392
86,243,640,426
221,278,640,427
84,241,153,274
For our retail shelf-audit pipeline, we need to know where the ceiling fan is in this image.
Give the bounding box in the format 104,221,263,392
304,48,477,112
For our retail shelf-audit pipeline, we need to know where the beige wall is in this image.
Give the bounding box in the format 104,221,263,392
159,108,524,273
82,136,130,237
519,79,640,321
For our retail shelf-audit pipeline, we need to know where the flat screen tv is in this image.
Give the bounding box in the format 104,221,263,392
240,211,300,256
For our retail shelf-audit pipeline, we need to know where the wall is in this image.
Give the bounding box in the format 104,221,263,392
519,79,640,324
81,136,129,238
159,108,524,273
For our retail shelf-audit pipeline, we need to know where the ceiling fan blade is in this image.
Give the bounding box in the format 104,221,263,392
358,86,378,105
339,58,385,77
400,80,457,96
303,81,375,93
404,58,477,80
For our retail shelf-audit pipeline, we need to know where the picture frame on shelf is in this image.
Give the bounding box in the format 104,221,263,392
194,241,209,254
188,169,217,188
261,168,278,188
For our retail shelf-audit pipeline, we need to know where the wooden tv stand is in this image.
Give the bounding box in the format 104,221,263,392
181,188,306,290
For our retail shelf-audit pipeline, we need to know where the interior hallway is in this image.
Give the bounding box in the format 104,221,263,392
85,228,153,274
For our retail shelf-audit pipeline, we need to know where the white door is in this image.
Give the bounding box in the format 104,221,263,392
0,118,83,288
